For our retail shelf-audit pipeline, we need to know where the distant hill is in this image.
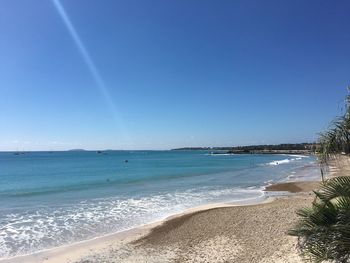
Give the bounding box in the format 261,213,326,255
68,149,86,152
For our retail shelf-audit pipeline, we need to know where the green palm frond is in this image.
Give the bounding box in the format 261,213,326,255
319,177,350,201
317,91,350,160
300,90,350,262
289,177,350,262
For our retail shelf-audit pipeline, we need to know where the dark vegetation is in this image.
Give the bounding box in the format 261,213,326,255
290,90,350,263
318,92,350,162
172,143,316,153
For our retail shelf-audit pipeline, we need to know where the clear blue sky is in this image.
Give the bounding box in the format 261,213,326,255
1,0,349,150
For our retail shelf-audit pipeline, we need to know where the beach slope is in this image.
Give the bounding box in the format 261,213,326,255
75,196,311,263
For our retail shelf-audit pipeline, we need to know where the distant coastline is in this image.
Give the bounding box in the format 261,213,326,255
171,143,316,155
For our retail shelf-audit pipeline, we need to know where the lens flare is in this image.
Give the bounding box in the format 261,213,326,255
51,0,132,147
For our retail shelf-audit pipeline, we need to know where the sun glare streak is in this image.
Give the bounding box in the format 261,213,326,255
51,0,132,147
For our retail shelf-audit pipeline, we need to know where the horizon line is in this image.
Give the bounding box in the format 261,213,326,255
0,142,317,153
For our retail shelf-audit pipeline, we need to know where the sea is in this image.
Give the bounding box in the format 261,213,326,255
0,150,320,259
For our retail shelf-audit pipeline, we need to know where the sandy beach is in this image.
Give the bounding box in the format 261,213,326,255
2,155,344,263
132,196,311,263
2,196,311,263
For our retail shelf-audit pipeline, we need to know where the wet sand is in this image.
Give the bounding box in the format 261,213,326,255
265,180,320,193
265,154,350,194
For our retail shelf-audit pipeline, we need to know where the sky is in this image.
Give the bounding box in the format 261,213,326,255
0,0,350,151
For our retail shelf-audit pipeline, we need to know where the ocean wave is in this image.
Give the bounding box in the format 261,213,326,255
267,157,303,166
267,159,291,165
0,187,263,258
287,154,309,158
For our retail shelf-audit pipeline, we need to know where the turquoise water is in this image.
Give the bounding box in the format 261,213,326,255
0,151,319,258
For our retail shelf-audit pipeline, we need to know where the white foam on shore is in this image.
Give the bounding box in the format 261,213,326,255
287,154,309,158
266,155,307,166
0,187,263,259
268,159,292,165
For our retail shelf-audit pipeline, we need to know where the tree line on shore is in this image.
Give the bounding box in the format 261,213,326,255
172,143,316,152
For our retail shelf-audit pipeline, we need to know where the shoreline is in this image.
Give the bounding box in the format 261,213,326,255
0,194,275,263
0,192,312,263
0,156,327,263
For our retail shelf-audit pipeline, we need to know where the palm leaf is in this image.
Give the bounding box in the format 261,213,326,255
289,176,350,262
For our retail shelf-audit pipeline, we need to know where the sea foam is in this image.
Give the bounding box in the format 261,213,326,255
267,155,306,166
0,186,263,258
